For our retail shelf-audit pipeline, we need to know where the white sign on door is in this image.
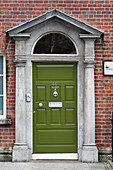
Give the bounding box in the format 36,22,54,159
49,102,63,107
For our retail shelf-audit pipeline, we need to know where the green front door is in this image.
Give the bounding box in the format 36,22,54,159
33,63,77,153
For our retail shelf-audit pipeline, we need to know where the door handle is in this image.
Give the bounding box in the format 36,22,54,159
39,103,43,107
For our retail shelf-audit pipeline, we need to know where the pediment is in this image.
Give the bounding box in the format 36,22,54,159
6,9,103,36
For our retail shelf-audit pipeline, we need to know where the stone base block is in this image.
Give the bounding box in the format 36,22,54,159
99,155,112,162
0,154,12,162
98,147,112,162
82,145,98,162
0,147,12,162
12,145,29,162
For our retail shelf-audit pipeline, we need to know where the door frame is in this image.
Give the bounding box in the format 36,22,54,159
32,62,78,160
7,10,102,162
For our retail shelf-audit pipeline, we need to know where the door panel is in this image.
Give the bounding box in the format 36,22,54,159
33,63,77,153
50,108,61,125
36,86,46,101
36,109,47,125
35,129,76,153
65,86,75,101
65,108,75,125
36,65,75,80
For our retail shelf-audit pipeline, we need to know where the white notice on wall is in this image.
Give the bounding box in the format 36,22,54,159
104,61,113,75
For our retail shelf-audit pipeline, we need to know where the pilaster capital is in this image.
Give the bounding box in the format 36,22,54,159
80,34,100,61
80,34,100,39
10,33,30,41
84,60,96,68
14,59,26,67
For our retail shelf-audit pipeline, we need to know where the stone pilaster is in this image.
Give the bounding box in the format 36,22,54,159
80,35,100,162
10,34,30,162
82,60,98,162
12,60,29,162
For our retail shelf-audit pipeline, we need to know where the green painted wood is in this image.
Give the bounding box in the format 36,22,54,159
33,63,77,153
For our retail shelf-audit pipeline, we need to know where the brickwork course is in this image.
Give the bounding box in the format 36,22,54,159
0,0,112,149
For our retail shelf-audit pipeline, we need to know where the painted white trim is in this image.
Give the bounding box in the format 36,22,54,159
0,53,6,119
32,153,78,160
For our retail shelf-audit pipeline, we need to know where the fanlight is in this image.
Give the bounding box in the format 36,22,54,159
33,33,77,54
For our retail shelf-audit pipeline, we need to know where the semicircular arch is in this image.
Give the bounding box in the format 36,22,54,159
32,32,78,55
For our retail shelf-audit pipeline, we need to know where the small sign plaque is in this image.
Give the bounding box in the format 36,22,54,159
103,61,113,76
49,102,63,108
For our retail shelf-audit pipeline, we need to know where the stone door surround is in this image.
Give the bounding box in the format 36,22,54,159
6,9,103,162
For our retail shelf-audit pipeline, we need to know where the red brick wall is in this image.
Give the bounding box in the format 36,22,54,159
0,0,112,148
0,38,15,147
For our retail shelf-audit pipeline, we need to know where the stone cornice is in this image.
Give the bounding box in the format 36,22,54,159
10,33,30,41
80,34,101,39
6,9,103,36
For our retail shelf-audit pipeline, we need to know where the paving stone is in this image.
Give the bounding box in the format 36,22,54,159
0,161,107,170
